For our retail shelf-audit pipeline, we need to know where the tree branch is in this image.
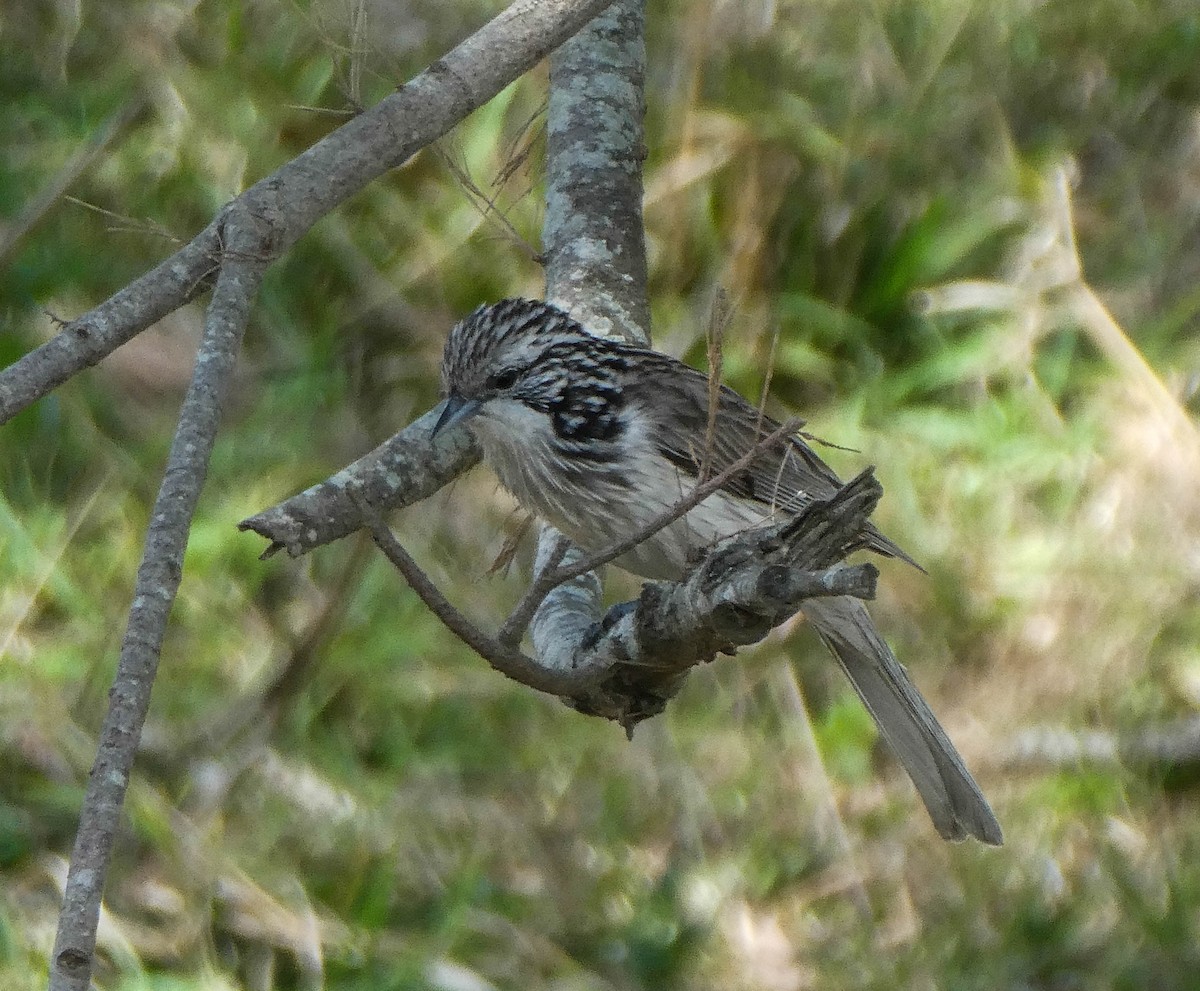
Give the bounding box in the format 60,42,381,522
530,0,651,677
0,0,618,426
47,208,272,991
361,469,881,736
544,0,650,340
238,403,479,559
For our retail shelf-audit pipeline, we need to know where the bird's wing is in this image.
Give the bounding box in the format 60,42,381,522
624,350,912,562
625,351,842,502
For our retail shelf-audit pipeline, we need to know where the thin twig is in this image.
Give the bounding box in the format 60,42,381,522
498,530,571,646
550,417,801,584
48,213,270,991
355,495,601,696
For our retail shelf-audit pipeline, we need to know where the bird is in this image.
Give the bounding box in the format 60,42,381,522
433,296,1002,845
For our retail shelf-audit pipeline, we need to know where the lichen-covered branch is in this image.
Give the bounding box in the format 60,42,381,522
238,404,478,558
544,0,649,340
532,0,650,672
47,208,272,991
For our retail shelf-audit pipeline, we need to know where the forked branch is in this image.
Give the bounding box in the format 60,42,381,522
358,468,882,732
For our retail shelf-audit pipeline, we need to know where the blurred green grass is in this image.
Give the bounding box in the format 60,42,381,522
3,0,1200,988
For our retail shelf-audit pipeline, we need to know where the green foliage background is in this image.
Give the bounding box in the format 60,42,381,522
4,0,1200,988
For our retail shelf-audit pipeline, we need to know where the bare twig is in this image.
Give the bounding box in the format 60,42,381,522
529,476,885,729
48,210,271,991
0,222,224,424
355,495,605,695
240,0,646,566
238,401,480,558
61,196,183,244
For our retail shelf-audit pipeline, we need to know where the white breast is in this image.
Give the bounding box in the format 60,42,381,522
469,399,775,581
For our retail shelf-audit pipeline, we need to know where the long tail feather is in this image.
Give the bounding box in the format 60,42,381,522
801,595,1002,845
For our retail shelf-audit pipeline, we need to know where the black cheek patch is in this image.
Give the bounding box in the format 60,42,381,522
550,385,625,443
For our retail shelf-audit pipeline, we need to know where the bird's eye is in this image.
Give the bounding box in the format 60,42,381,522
489,368,520,391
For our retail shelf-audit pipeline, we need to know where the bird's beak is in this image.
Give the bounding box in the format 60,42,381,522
431,393,482,438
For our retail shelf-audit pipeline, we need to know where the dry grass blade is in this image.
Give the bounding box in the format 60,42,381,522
346,0,368,109
498,529,572,647
494,99,547,189
486,510,536,578
1050,167,1198,448
699,288,733,483
435,143,540,262
755,321,781,438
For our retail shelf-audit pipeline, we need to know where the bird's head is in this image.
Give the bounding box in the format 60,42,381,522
434,298,629,444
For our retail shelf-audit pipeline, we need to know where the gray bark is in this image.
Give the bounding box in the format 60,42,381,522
239,406,478,559
544,0,650,341
532,0,650,676
48,208,272,991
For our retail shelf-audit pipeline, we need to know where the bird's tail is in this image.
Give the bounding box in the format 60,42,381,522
800,595,1002,845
